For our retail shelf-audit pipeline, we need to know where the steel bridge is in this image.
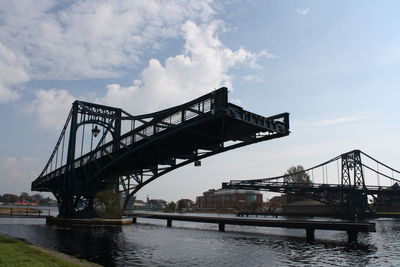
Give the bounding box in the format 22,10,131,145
223,150,400,217
31,87,290,218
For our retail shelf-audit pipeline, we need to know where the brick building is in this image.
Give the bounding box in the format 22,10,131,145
196,189,262,210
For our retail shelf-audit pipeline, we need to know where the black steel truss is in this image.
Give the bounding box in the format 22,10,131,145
32,87,290,218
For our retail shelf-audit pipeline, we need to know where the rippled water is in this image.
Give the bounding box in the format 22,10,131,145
0,213,399,266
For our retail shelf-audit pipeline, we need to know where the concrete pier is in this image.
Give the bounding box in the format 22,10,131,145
46,216,134,226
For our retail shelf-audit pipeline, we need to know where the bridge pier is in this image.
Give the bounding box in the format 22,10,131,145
306,228,315,242
347,230,358,244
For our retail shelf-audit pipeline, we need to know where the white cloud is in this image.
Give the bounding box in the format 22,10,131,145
4,0,216,79
100,20,265,113
27,89,76,129
0,156,40,195
243,75,264,83
296,7,310,16
0,0,216,103
23,6,269,129
315,116,360,126
0,42,29,103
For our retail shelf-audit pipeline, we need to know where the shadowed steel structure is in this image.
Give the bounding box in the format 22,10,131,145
223,150,400,218
31,87,290,218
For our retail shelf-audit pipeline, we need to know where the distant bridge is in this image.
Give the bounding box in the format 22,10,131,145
32,87,290,218
223,150,400,217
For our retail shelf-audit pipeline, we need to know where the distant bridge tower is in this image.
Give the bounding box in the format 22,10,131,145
340,150,368,216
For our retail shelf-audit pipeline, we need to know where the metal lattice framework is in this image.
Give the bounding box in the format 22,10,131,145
32,87,290,218
223,150,400,217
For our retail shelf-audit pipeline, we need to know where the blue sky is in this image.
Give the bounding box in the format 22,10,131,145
0,1,399,201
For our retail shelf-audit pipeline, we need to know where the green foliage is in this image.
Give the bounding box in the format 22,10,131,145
167,201,176,210
284,165,311,203
284,165,310,184
0,193,55,206
93,190,123,219
176,199,193,210
20,192,29,199
247,200,259,211
0,193,19,203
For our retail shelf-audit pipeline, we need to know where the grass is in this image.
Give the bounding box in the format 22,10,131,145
376,211,400,215
0,234,99,267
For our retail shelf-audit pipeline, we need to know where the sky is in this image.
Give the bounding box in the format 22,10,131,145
0,0,399,202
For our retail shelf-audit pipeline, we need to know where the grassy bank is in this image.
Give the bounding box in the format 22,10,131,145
0,234,100,267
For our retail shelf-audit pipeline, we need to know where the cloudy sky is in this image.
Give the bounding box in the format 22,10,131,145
1,0,399,202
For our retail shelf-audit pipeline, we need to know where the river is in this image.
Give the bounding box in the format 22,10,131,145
0,210,399,266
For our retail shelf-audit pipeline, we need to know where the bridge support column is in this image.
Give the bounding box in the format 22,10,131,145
167,219,172,227
347,230,358,244
306,228,315,242
219,223,225,232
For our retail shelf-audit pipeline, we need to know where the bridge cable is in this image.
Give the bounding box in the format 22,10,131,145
55,146,59,170
377,162,380,187
311,169,314,183
360,151,400,175
337,159,340,185
326,164,329,184
90,123,94,152
392,170,395,186
231,154,341,184
80,123,85,158
61,133,65,167
362,163,400,183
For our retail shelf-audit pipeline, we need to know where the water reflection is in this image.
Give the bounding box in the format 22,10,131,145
0,217,399,266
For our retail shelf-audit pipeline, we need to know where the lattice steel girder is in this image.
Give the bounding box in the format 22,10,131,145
341,150,365,188
32,87,290,218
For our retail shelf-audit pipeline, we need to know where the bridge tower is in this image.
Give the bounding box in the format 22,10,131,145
340,150,369,216
60,101,123,217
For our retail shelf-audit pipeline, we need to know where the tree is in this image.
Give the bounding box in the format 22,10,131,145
93,190,123,218
283,165,311,203
167,201,176,210
32,194,44,202
1,194,19,203
20,192,29,199
177,199,193,210
247,200,259,211
284,165,310,185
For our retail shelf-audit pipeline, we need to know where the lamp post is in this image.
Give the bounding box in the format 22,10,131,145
92,125,100,137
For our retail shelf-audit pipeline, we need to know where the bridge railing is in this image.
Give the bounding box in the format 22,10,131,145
32,89,225,189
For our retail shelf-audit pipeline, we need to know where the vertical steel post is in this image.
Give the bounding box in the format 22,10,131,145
61,101,79,217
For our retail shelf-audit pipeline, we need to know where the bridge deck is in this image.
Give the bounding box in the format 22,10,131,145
132,213,375,243
32,88,289,195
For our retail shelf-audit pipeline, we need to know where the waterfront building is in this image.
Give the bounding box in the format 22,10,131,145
196,189,262,210
148,199,167,210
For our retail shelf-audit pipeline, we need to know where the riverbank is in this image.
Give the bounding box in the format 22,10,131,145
0,207,41,214
0,234,101,266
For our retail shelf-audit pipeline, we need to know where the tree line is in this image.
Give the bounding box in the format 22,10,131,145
0,192,55,206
